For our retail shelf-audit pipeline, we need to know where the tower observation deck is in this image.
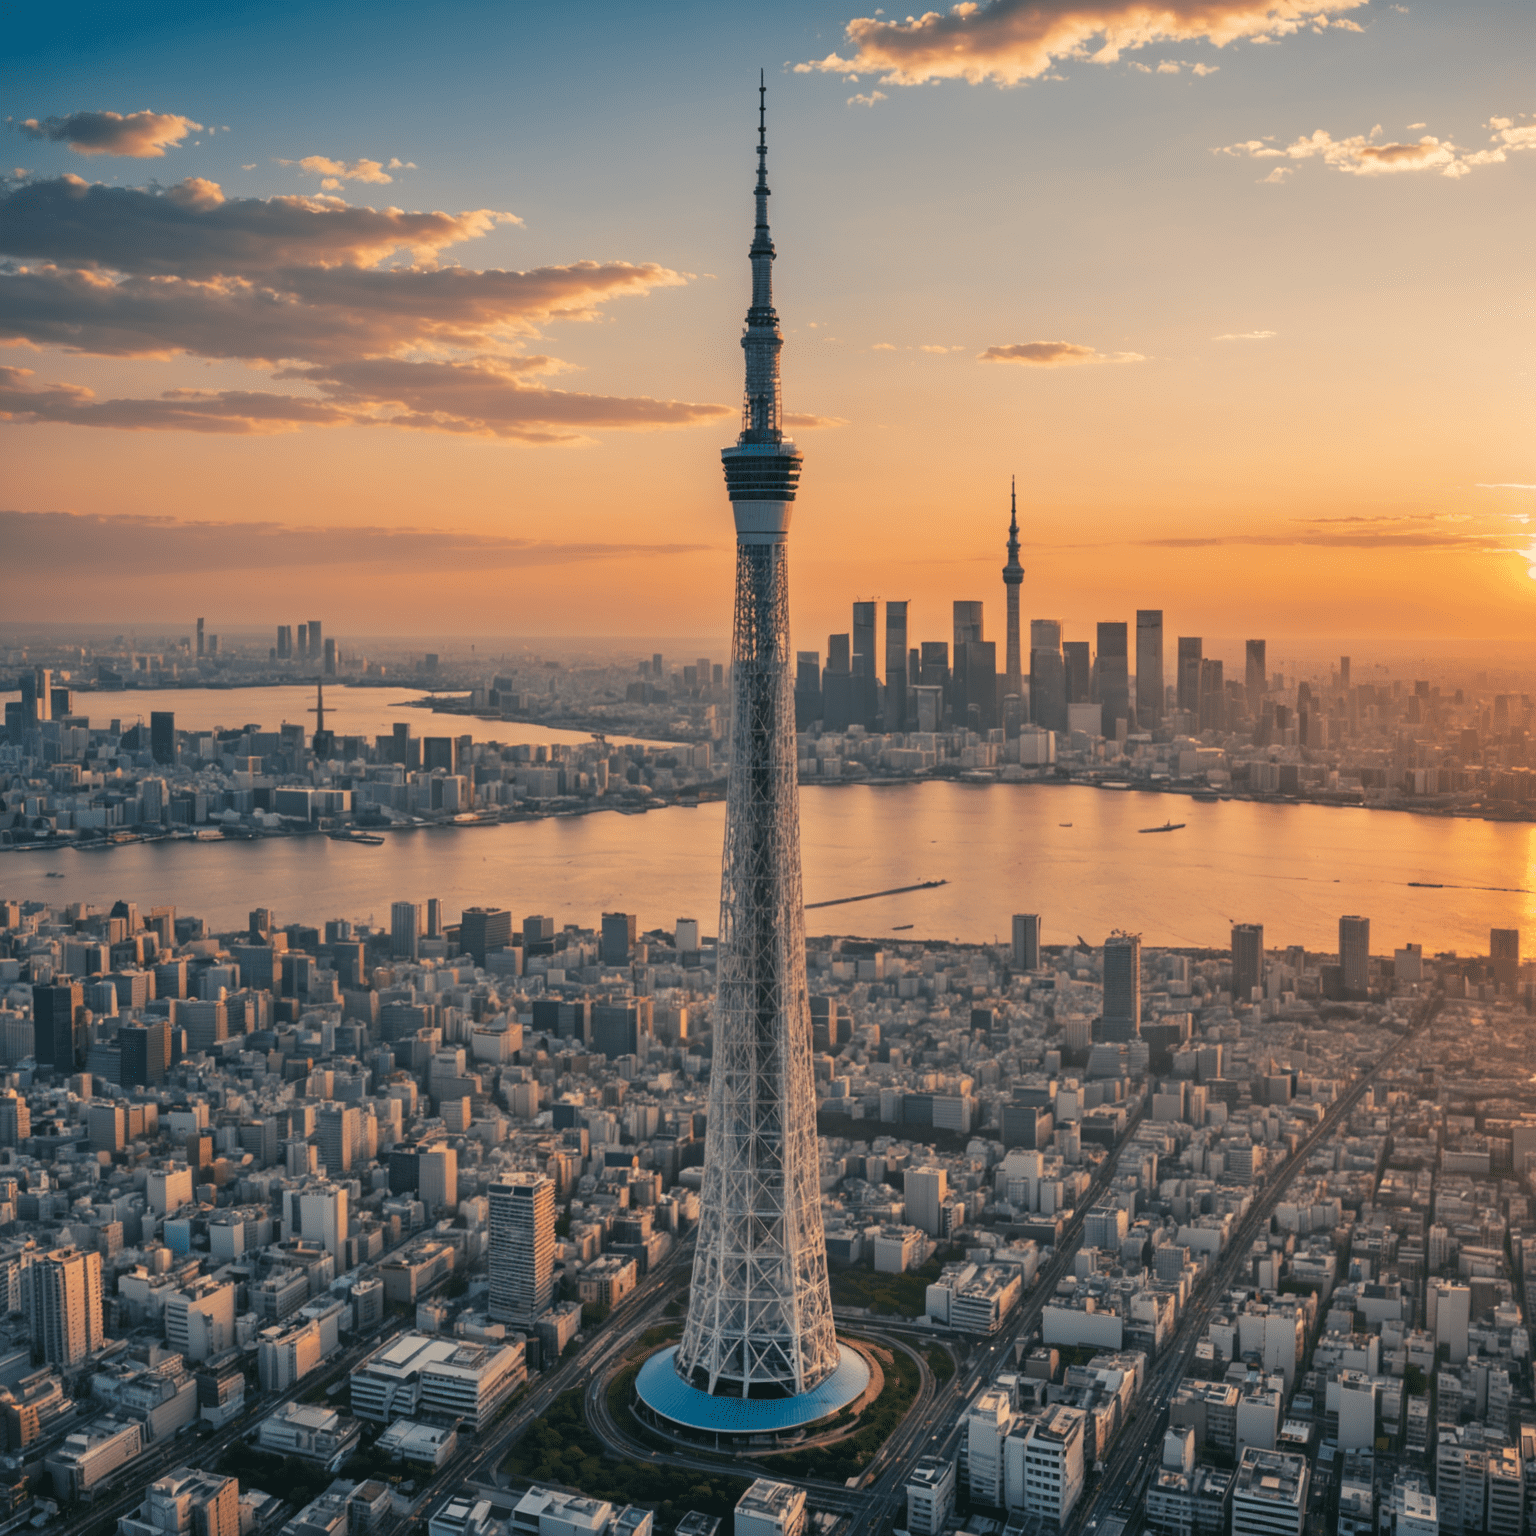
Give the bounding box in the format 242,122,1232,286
635,78,870,1440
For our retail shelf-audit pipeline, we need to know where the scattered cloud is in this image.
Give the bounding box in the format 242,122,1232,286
847,91,888,107
979,340,1145,366
0,260,694,364
1131,58,1221,74
795,0,1365,88
0,508,710,575
870,342,896,350
784,411,848,429
0,361,730,444
12,110,201,159
1478,483,1536,492
0,174,518,277
1259,166,1292,182
1213,329,1276,340
919,343,952,354
1221,111,1536,179
278,154,416,191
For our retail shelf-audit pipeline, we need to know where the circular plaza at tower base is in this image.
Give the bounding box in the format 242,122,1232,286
633,1344,872,1447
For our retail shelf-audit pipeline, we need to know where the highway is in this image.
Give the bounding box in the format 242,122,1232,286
1070,993,1444,1536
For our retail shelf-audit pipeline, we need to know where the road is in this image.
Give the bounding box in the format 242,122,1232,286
1071,994,1444,1535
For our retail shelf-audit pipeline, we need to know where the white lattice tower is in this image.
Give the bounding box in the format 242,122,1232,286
673,77,841,1401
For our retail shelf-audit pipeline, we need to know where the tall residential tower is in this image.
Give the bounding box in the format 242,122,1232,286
642,81,868,1439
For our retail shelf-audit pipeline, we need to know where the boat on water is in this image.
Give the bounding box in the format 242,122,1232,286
328,831,385,846
1059,822,1073,827
45,870,65,878
893,923,914,931
1139,820,1187,834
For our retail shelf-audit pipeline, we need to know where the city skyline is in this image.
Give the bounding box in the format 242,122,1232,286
4,1,1534,645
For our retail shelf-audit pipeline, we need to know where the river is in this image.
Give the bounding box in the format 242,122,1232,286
0,685,662,750
2,783,1527,955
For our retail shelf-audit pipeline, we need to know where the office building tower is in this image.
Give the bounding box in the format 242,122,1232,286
592,1000,651,1060
1245,639,1267,711
1197,658,1224,732
794,650,822,729
460,907,512,968
292,1183,348,1265
317,1103,361,1176
150,711,176,766
26,1246,104,1366
601,912,637,967
1176,637,1202,716
1136,611,1163,729
323,638,337,676
1097,622,1130,738
296,623,308,660
196,617,205,657
1063,640,1091,705
1029,620,1066,731
390,901,421,961
951,601,992,730
1002,480,1025,702
425,898,442,938
307,620,322,664
664,83,847,1417
1101,932,1141,1041
1491,929,1520,990
1232,924,1264,1004
418,1147,459,1217
19,669,51,729
852,600,878,728
1011,914,1041,972
822,632,853,730
277,625,292,660
0,1090,32,1147
489,1173,555,1326
1339,915,1370,998
119,1019,170,1088
905,1166,948,1237
1339,655,1351,688
33,980,82,1072
884,601,909,732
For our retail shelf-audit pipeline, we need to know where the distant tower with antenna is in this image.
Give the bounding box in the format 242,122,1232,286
1003,477,1025,703
636,76,869,1442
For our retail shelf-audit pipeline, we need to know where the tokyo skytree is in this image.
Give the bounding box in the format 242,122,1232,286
671,76,841,1402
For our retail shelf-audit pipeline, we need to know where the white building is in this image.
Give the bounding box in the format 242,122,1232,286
1005,1404,1086,1525
164,1278,235,1363
1231,1448,1308,1536
905,1456,955,1536
966,1390,1015,1506
733,1481,806,1536
904,1168,948,1238
256,1403,360,1469
350,1331,525,1430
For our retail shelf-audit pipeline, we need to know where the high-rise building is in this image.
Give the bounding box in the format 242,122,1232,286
196,618,205,657
1245,639,1267,711
1339,915,1370,998
952,601,994,730
904,1167,948,1237
1101,932,1141,1041
418,1147,458,1217
20,669,51,729
1097,622,1130,739
150,711,176,766
1029,620,1066,732
390,901,421,961
1176,638,1202,717
794,650,822,729
126,1466,240,1536
460,907,512,967
1136,611,1163,729
26,1246,104,1366
656,83,854,1424
591,1000,652,1060
1063,640,1091,705
277,625,292,660
308,620,323,664
601,912,637,967
1199,657,1225,732
884,601,909,732
1002,480,1025,704
852,601,878,729
0,1090,30,1147
1011,914,1041,972
317,1103,361,1176
323,638,337,676
297,623,309,660
1339,655,1351,688
33,980,82,1072
1232,924,1264,1004
488,1174,555,1326
1491,928,1520,991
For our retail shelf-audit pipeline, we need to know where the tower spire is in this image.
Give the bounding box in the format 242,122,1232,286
1003,475,1025,693
741,69,783,445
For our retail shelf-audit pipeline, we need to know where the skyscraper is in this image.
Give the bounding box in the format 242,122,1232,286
1101,933,1141,1042
1097,622,1129,739
1339,915,1370,998
1232,924,1264,1004
1011,914,1041,972
1136,611,1163,729
390,901,421,961
884,601,909,732
1176,638,1203,717
308,620,323,665
196,617,205,657
489,1173,555,1326
1002,480,1025,704
26,1246,104,1366
150,711,176,766
1491,928,1520,991
666,82,847,1411
460,907,512,967
1245,639,1267,711
1063,640,1091,706
33,981,81,1073
852,600,878,728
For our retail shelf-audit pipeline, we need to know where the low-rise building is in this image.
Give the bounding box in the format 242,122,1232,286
733,1481,806,1536
905,1456,955,1536
256,1402,361,1469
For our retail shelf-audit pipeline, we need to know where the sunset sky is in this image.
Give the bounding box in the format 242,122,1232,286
4,0,1533,660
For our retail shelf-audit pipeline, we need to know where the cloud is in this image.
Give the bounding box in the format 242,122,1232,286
1213,329,1276,340
979,340,1144,366
784,411,847,429
795,0,1365,87
1478,483,1536,492
847,91,888,107
278,155,415,190
12,110,201,159
1222,112,1536,179
0,259,693,364
0,174,517,277
0,361,731,444
0,508,709,575
870,342,897,350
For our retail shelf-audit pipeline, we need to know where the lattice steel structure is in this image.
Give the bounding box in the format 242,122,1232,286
673,78,840,1402
1003,476,1025,701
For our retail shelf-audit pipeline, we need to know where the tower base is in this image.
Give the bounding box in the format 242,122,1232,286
634,1344,871,1447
